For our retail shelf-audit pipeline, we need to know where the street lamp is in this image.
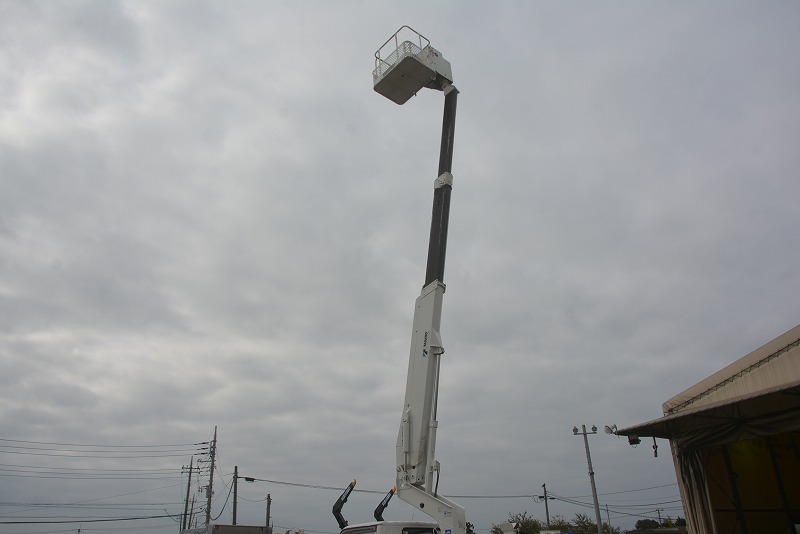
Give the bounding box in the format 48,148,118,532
573,425,603,534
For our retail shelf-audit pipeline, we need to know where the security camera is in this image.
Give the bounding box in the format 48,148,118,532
628,434,641,446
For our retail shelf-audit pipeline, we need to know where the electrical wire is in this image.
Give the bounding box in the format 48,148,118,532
240,476,679,502
243,476,386,494
545,488,685,524
0,483,184,520
0,438,208,447
0,462,179,473
0,450,203,459
0,439,207,460
211,480,234,521
0,502,184,509
551,482,678,499
1,431,685,529
0,473,181,480
0,514,179,524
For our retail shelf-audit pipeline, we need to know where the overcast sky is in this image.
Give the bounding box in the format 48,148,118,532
2,1,799,533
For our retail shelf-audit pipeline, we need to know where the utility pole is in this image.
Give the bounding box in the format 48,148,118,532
233,465,239,525
573,425,603,534
206,426,217,528
657,508,663,526
183,457,194,531
605,504,612,533
266,493,272,531
189,495,196,528
541,483,551,529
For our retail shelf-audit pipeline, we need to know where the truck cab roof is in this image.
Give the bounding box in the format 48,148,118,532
341,521,439,534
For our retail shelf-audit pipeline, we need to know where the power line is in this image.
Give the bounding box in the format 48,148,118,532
0,462,179,473
0,438,207,448
0,483,184,516
0,473,180,480
549,482,678,499
0,462,182,478
0,450,201,459
240,477,386,495
4,459,683,527
545,488,685,525
0,513,179,525
235,476,680,503
0,528,78,534
0,445,204,454
0,502,184,508
605,499,684,509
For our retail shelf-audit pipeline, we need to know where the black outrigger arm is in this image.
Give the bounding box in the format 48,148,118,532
333,479,357,530
373,487,396,521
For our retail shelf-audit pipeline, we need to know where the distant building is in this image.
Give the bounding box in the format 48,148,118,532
182,525,277,534
619,324,800,534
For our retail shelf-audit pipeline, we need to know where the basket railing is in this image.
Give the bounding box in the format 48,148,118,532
373,26,431,81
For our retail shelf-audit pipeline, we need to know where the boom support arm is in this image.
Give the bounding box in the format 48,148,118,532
395,281,466,534
395,86,464,534
396,281,445,490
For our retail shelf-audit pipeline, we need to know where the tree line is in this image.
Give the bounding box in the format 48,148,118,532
484,510,686,534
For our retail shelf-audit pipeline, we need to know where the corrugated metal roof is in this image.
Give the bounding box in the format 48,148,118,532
662,324,800,415
617,324,800,445
617,379,800,440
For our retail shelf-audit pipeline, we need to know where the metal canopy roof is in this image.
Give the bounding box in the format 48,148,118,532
617,325,800,450
617,379,800,447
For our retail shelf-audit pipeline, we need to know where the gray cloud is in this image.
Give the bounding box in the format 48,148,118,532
1,2,799,533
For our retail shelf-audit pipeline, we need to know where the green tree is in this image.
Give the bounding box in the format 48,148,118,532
572,513,598,534
549,514,573,531
566,513,621,534
635,518,660,529
493,510,622,534
491,511,544,534
675,517,686,527
466,523,475,534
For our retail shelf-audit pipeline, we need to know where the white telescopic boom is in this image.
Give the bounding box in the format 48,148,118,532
373,26,464,534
